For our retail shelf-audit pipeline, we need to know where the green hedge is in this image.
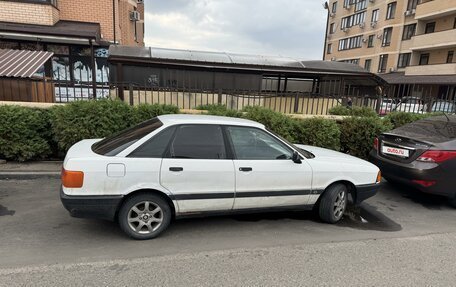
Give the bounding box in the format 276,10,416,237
0,105,53,161
383,112,433,129
329,105,378,117
0,100,438,162
339,116,393,159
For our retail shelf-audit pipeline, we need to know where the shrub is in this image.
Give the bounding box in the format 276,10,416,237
133,104,179,124
384,112,435,129
0,105,53,161
293,118,341,150
196,104,243,118
50,100,134,152
329,105,378,117
339,116,393,159
242,106,297,142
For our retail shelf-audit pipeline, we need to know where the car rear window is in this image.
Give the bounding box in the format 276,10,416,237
92,118,163,156
392,115,456,143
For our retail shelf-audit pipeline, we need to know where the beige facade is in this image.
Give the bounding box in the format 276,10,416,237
0,0,144,45
324,0,456,76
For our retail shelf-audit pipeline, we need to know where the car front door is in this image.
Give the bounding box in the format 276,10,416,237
160,124,235,214
226,126,313,210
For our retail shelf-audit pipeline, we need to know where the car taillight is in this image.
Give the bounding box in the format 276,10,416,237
412,180,436,187
61,168,84,188
416,150,456,164
373,137,379,151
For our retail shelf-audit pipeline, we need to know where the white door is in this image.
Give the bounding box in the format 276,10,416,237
225,126,313,210
160,124,235,213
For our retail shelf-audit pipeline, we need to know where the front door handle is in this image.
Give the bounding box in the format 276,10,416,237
169,167,183,172
239,167,252,172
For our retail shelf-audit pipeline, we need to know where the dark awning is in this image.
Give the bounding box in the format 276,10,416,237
108,45,375,77
380,72,456,85
0,21,102,45
0,49,53,78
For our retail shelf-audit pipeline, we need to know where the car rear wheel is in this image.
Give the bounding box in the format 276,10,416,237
118,193,172,240
319,183,348,224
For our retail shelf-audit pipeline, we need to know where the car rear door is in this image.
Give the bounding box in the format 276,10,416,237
160,124,235,213
225,126,313,210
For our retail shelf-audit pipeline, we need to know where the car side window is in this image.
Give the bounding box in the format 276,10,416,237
168,125,226,159
227,126,293,160
128,126,176,158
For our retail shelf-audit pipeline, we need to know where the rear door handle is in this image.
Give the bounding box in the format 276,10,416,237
169,167,183,172
239,167,252,172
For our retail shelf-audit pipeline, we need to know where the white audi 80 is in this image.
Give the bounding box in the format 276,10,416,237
61,114,381,240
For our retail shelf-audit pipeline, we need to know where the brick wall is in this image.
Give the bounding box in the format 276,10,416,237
0,1,59,26
58,0,115,41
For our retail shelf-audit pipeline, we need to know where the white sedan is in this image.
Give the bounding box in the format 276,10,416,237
61,114,381,240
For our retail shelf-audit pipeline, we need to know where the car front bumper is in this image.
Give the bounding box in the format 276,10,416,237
60,187,123,221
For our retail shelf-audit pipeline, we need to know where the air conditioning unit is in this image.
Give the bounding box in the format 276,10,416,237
404,10,411,16
331,57,337,61
411,8,416,14
359,23,365,29
130,11,140,21
343,27,349,32
362,38,368,43
344,5,351,10
370,22,377,28
330,12,336,17
377,33,383,39
389,67,397,73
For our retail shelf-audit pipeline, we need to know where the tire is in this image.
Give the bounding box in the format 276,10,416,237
118,193,172,240
319,183,348,224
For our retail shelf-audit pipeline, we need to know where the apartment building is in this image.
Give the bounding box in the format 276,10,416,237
323,0,456,107
0,0,145,101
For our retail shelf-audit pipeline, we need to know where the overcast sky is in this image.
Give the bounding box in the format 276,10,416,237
143,0,327,60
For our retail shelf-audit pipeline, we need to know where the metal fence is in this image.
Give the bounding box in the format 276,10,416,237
108,78,380,115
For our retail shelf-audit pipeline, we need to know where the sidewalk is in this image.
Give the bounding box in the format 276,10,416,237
0,161,62,179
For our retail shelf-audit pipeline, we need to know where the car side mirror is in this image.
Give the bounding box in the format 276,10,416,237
292,151,302,164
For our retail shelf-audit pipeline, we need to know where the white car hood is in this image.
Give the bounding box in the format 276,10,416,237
295,144,366,163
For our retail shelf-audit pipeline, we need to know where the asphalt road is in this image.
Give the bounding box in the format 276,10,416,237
1,177,456,286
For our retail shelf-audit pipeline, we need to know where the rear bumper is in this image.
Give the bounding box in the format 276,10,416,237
60,187,123,221
369,150,454,198
354,183,380,204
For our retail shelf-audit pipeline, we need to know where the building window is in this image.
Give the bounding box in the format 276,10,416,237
382,27,393,46
453,17,456,29
332,1,338,13
338,35,363,51
330,23,335,34
407,0,419,11
447,51,454,64
402,24,416,40
397,53,411,68
341,11,366,29
354,0,367,12
419,53,430,65
368,35,374,47
327,43,333,54
371,9,379,23
386,2,397,20
364,59,372,71
340,59,360,64
425,22,435,34
378,54,388,73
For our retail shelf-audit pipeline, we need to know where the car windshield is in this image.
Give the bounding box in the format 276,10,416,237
92,118,163,156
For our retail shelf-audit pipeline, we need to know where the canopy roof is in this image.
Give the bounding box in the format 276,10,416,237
0,49,53,78
109,46,373,76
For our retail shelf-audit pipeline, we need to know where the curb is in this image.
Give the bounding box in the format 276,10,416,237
0,172,60,180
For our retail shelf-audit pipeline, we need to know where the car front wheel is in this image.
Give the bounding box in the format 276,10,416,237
118,193,172,240
319,183,348,223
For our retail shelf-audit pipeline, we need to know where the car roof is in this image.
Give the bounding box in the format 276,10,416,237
157,114,265,128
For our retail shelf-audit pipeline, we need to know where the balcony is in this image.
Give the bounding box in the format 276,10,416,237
410,28,456,51
415,0,456,20
405,63,456,76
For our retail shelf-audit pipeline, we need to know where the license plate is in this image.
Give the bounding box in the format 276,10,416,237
382,146,409,158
